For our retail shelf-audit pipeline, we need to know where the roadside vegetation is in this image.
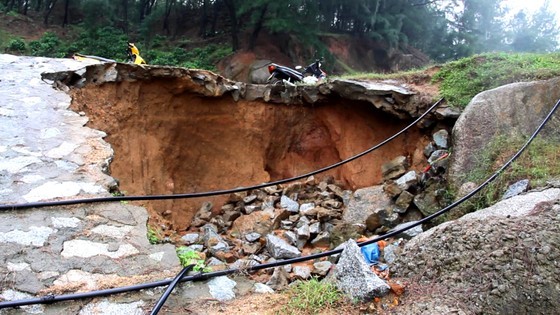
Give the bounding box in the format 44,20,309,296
1,27,232,71
280,278,345,315
341,52,560,109
462,135,560,211
433,52,560,108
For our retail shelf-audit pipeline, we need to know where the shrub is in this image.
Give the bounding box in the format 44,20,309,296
29,32,65,57
6,38,26,53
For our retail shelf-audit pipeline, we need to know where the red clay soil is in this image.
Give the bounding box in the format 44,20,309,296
71,79,431,233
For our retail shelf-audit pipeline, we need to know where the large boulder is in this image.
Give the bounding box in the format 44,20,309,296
342,186,392,226
449,77,560,188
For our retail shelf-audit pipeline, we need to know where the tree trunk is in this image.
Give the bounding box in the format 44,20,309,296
43,0,57,26
35,0,42,11
163,0,175,34
210,0,223,36
23,0,29,15
198,0,209,37
122,0,129,34
248,4,268,50
62,0,69,27
224,0,239,51
6,0,15,12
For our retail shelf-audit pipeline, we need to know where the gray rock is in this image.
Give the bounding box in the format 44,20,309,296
309,222,321,234
424,142,436,158
388,221,423,239
343,186,392,226
293,266,312,280
195,201,213,221
381,156,408,180
383,181,403,198
253,283,275,294
296,224,310,241
312,261,333,276
449,77,560,188
321,199,343,209
266,234,301,259
334,240,390,301
280,195,300,213
188,244,204,252
243,205,260,215
266,267,289,290
502,179,530,200
181,233,200,245
283,231,298,246
208,276,237,301
365,207,399,231
280,220,294,230
395,171,418,191
383,240,402,264
243,194,258,204
299,203,316,215
433,129,449,149
245,232,261,243
206,257,226,267
394,191,414,213
296,216,311,228
310,231,331,246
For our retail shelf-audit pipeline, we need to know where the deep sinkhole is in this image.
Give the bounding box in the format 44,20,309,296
70,78,431,232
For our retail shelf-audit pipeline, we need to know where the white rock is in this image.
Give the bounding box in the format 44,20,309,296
0,226,55,247
61,240,139,259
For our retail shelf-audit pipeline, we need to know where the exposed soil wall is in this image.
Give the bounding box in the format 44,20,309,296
71,78,430,231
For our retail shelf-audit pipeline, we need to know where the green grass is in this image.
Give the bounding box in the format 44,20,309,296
176,247,210,272
147,225,163,244
433,52,560,108
280,278,343,315
338,52,560,110
461,135,560,211
337,67,429,80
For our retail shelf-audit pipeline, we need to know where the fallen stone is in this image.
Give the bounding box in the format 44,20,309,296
293,266,312,280
254,283,275,293
381,156,408,180
388,221,423,240
266,234,301,259
502,179,529,200
343,186,392,226
395,171,418,191
266,267,290,290
182,233,200,245
312,261,333,276
208,276,237,301
280,195,300,213
245,232,261,243
433,129,449,149
394,191,414,213
333,240,390,301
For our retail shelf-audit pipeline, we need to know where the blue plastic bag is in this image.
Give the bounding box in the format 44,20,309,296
360,243,380,265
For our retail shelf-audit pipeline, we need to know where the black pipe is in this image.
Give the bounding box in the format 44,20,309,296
150,264,195,315
1,99,557,310
0,99,443,211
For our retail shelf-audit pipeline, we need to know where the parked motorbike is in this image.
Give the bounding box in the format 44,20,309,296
267,59,326,85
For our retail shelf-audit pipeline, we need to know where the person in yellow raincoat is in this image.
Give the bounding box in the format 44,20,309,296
127,42,146,65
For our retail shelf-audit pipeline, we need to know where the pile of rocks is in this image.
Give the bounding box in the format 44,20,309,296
178,176,353,283
378,129,451,228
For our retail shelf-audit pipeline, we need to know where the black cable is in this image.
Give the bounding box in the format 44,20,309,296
150,264,195,315
2,99,557,311
0,99,443,211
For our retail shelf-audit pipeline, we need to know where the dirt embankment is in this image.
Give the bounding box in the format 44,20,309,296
71,77,435,233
